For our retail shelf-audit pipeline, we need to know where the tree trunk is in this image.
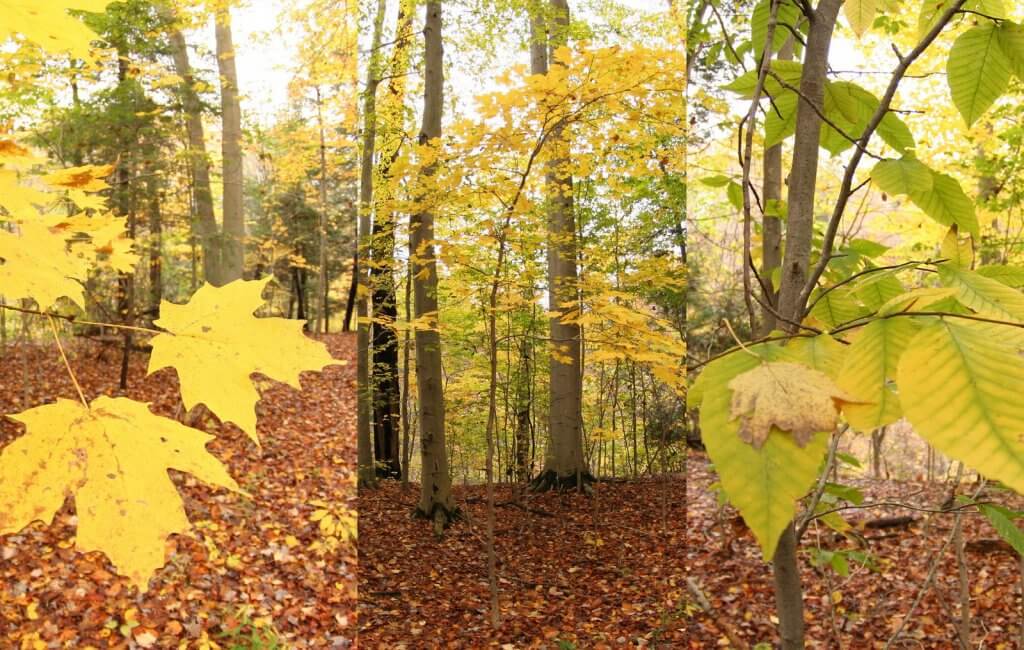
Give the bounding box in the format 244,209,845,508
215,7,244,283
770,2,843,648
356,0,387,489
147,174,162,321
315,86,329,334
167,25,220,286
370,0,414,480
411,0,456,530
530,0,591,493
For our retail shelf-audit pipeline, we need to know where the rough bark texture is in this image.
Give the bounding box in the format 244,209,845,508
215,8,244,283
771,3,843,648
412,1,456,529
356,0,387,489
168,27,220,285
533,0,589,492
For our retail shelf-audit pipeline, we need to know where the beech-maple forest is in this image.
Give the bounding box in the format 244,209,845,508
3,0,1024,648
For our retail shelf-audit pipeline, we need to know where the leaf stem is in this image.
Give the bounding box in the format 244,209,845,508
47,315,88,408
0,302,162,336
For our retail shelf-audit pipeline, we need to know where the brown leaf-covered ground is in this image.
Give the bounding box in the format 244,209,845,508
0,332,357,649
686,449,1024,648
359,478,688,648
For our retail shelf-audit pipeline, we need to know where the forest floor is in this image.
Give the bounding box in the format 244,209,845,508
359,477,689,648
0,333,357,649
685,450,1024,649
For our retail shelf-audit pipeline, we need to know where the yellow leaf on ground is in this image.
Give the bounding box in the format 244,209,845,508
0,397,240,590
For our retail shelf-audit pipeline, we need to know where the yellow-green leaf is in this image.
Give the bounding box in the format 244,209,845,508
836,317,920,430
697,347,830,558
0,0,111,59
845,0,877,37
897,319,1024,495
940,266,1024,322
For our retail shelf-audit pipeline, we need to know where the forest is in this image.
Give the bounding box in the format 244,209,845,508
688,0,1024,646
3,0,1024,648
0,0,358,646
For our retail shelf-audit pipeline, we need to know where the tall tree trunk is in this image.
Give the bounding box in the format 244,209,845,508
370,0,415,480
168,25,221,285
215,7,244,283
411,0,455,531
532,0,590,492
357,0,387,489
315,86,329,334
770,3,843,648
147,174,162,321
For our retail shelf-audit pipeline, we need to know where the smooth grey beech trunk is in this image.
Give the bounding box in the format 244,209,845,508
532,0,590,492
412,0,455,529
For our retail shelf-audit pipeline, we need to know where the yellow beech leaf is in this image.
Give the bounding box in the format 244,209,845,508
148,277,342,444
0,397,240,590
0,1,112,60
728,361,860,448
0,220,89,309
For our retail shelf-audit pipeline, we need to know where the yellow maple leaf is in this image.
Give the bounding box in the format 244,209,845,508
0,1,112,60
0,169,50,215
0,396,240,590
148,277,342,444
44,163,114,192
0,220,89,309
728,361,861,448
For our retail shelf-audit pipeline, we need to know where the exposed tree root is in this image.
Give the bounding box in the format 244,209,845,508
528,469,596,493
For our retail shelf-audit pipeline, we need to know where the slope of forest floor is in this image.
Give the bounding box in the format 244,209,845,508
0,333,357,648
359,478,688,648
686,450,1024,648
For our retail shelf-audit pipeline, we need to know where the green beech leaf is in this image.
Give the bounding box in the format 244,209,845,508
997,21,1024,79
940,266,1024,322
947,23,1012,127
871,157,933,195
751,0,804,59
907,171,978,237
976,265,1024,287
979,504,1024,557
